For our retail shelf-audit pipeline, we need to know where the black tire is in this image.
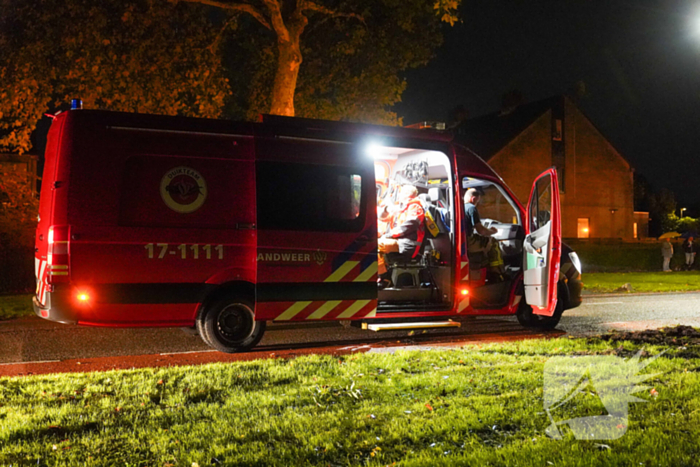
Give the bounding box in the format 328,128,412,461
197,296,266,353
516,285,565,330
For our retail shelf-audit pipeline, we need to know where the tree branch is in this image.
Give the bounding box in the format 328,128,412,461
260,0,290,42
299,0,364,24
207,14,238,53
179,0,272,30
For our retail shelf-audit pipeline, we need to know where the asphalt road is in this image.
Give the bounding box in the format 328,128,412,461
557,292,700,336
1,292,699,366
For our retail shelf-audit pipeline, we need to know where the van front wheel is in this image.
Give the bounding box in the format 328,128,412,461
516,292,564,330
198,297,266,353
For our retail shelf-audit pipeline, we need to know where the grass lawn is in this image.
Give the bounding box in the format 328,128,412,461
1,337,699,466
583,271,700,294
0,294,34,320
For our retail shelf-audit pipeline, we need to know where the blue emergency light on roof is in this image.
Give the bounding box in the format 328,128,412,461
70,98,83,110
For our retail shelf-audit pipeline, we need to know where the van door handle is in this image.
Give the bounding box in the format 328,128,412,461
236,223,256,230
354,235,370,245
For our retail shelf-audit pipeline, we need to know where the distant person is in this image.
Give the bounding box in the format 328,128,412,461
464,187,504,281
661,237,674,272
682,237,698,270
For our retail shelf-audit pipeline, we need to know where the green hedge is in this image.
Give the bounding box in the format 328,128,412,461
0,224,35,295
0,244,34,295
566,239,687,273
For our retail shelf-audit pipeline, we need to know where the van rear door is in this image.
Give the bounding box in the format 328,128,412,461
523,168,561,316
35,114,69,308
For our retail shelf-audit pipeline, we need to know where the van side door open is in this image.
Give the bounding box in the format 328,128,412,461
523,168,562,316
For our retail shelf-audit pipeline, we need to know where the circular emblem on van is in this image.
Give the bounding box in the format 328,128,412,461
160,167,207,213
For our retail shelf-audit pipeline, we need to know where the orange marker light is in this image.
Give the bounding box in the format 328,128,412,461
77,293,90,302
461,288,469,296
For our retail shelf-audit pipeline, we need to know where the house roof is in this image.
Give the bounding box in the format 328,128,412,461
453,96,561,160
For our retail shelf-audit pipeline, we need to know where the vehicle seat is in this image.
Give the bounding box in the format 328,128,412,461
386,246,428,288
385,192,444,289
428,187,450,230
385,226,435,288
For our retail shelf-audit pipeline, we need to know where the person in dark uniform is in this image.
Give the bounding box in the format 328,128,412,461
682,236,697,270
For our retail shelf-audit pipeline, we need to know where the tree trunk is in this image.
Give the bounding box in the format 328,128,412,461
269,38,302,116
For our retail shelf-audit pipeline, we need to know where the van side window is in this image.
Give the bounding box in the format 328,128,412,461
329,174,362,220
257,162,365,232
529,175,552,231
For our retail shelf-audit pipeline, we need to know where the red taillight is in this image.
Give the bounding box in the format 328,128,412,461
47,225,70,283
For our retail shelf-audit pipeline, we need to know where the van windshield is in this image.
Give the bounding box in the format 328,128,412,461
462,178,520,225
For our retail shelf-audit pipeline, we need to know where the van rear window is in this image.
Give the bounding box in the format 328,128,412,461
256,162,364,232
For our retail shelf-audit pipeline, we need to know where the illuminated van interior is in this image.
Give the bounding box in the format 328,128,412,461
371,145,455,311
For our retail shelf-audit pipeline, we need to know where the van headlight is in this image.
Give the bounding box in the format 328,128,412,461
568,252,582,274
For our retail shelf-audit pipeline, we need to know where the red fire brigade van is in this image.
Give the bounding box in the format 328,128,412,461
34,107,582,352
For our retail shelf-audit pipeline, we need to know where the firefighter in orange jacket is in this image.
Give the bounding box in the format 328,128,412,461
378,185,425,281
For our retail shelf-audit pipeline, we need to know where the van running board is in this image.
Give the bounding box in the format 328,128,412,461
362,320,461,332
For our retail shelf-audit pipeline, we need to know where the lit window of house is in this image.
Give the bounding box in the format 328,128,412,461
578,218,590,238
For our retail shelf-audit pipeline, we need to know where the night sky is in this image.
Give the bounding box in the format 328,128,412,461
396,0,700,208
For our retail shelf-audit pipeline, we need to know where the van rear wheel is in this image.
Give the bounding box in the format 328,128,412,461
198,297,266,353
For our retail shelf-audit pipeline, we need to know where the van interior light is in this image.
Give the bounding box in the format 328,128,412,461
365,142,385,159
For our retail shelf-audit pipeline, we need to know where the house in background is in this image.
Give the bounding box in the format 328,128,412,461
633,211,649,239
454,95,643,239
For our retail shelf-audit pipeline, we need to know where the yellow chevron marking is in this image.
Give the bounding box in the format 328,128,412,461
307,300,342,320
324,261,359,283
275,301,312,321
354,261,378,282
458,297,470,313
365,308,377,318
513,295,522,306
461,261,469,281
337,300,370,319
